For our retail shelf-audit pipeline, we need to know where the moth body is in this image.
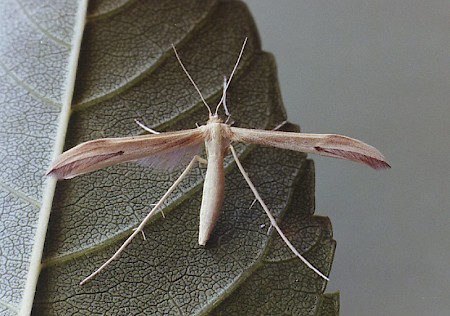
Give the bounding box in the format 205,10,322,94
198,116,231,245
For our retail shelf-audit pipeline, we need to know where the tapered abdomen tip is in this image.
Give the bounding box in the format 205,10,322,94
198,238,207,246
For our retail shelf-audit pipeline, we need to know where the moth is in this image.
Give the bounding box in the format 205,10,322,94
47,38,390,284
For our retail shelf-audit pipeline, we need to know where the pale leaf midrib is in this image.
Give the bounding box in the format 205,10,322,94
19,0,90,315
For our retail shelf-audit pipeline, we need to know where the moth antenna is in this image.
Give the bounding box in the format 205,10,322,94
220,76,231,116
214,37,248,115
171,44,212,117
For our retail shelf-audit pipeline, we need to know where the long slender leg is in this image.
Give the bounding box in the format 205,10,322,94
229,145,329,281
80,155,206,285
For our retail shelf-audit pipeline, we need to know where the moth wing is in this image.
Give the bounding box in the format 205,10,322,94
230,127,390,169
136,139,203,170
47,128,205,179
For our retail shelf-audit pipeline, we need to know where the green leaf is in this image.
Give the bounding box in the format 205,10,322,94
0,0,338,314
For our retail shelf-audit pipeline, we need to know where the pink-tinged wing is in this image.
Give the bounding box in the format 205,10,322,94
230,127,390,169
47,128,205,179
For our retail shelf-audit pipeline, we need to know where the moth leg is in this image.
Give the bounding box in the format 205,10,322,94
134,203,157,240
248,198,257,210
197,156,208,165
135,119,160,134
132,228,147,240
80,155,205,285
229,145,329,281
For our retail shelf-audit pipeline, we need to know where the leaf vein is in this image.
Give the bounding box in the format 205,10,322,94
0,59,61,109
0,298,19,314
16,0,71,48
0,180,41,209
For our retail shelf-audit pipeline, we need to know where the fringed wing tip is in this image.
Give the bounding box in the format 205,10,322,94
358,156,391,170
45,164,73,180
45,162,61,178
371,159,391,170
314,146,391,170
45,168,57,178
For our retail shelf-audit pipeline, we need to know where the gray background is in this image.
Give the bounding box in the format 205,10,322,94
245,1,450,315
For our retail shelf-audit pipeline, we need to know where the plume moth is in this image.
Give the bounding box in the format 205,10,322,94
48,38,390,284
